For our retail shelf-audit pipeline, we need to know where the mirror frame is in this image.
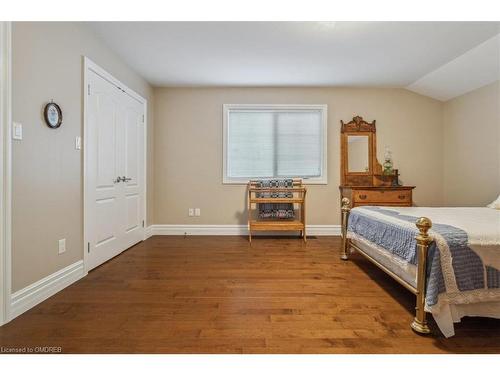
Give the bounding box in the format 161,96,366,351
340,116,382,186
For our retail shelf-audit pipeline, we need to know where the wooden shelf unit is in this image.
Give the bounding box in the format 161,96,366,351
247,179,307,243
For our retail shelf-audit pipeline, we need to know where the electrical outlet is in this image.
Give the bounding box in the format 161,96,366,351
12,122,23,140
194,208,201,217
58,239,66,254
188,208,194,217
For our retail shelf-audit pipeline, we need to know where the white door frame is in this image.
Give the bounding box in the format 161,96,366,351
0,21,12,326
83,57,148,273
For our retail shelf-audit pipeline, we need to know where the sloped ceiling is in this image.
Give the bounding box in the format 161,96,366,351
88,21,500,100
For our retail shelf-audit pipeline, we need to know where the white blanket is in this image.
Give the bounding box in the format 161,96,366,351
384,207,500,269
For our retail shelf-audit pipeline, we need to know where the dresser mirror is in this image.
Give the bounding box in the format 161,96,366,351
347,135,370,173
339,115,415,209
340,116,380,186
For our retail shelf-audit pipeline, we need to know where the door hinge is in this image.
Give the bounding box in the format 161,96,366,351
87,84,90,95
142,220,145,228
87,242,90,253
142,115,145,123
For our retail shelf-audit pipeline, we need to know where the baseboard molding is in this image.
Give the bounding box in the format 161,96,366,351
144,225,153,239
147,224,341,236
10,260,86,321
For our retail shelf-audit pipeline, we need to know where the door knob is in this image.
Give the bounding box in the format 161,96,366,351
121,176,132,182
114,177,123,183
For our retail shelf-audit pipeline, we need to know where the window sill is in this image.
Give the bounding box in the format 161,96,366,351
222,178,328,185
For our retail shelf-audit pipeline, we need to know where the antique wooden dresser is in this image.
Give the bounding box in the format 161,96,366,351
340,185,414,208
339,116,415,208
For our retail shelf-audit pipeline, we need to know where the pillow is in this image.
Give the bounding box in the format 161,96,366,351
487,194,500,209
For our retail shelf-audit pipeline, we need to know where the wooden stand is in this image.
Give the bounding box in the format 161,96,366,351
247,179,307,243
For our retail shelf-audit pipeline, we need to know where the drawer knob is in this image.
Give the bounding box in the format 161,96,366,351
359,194,367,200
398,194,406,200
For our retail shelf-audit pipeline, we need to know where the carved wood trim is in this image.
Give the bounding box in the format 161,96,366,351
340,115,382,186
341,116,376,133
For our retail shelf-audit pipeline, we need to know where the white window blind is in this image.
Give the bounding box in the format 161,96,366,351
223,105,327,184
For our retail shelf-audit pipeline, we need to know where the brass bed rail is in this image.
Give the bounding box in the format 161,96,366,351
340,197,433,334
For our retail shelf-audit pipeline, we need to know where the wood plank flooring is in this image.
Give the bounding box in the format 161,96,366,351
0,235,499,353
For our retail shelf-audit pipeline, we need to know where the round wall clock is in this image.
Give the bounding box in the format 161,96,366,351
43,102,63,129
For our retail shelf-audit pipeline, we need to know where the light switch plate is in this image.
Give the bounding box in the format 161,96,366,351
75,136,82,150
194,208,201,217
58,239,66,254
12,122,22,140
188,208,194,217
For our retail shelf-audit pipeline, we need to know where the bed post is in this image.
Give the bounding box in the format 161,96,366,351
411,217,432,334
248,183,252,243
340,198,351,260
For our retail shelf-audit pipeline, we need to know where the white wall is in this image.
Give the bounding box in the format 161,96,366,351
11,22,154,292
443,81,500,206
153,87,444,226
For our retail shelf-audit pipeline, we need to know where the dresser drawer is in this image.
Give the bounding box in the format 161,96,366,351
353,189,412,204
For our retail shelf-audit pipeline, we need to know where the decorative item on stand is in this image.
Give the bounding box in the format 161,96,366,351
382,146,401,186
383,146,393,175
391,169,400,186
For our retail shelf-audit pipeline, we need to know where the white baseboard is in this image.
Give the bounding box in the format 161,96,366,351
10,260,86,321
147,224,341,236
306,225,341,236
144,225,153,239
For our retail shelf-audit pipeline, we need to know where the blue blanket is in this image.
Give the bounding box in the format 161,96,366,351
256,179,295,219
347,206,500,307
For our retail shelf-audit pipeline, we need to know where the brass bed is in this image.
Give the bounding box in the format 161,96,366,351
337,116,500,337
340,197,433,334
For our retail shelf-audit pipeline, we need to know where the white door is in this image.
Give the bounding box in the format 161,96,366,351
86,68,145,271
120,88,145,250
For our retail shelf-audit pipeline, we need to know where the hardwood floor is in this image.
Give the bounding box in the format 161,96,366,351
0,235,499,353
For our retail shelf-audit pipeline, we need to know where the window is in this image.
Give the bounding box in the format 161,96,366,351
223,104,327,184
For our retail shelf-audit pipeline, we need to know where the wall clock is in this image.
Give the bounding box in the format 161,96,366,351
43,102,63,129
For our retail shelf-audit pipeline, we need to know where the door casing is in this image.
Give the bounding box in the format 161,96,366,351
83,57,148,274
0,21,12,326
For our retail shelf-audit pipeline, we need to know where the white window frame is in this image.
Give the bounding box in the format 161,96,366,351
222,104,328,185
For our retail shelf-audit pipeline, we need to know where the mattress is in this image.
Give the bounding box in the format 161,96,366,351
349,235,417,287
